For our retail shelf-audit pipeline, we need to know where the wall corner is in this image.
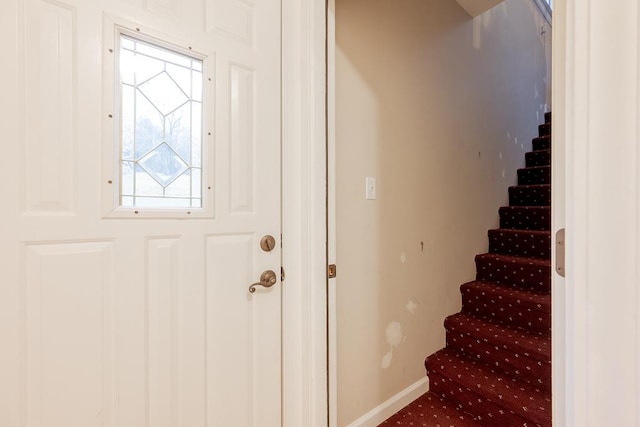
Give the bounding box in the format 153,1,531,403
455,0,505,18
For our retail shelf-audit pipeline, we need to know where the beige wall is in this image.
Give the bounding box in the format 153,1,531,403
334,0,551,424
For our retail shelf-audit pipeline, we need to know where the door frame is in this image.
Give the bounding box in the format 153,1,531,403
553,0,640,425
325,1,562,425
324,0,640,425
281,0,328,426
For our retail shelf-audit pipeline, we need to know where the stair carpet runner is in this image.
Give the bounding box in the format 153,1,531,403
380,112,552,427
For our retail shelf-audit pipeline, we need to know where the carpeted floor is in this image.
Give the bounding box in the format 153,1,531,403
380,112,552,427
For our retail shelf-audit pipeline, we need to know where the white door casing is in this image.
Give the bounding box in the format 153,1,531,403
280,0,329,425
554,0,640,425
0,0,292,425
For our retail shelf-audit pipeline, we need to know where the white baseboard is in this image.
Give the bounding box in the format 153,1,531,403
345,377,429,427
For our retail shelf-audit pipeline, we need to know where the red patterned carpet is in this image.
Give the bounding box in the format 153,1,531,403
378,392,479,426
380,112,552,427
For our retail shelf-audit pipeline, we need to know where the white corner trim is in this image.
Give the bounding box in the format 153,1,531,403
530,0,553,25
455,0,504,18
345,377,430,427
456,0,552,25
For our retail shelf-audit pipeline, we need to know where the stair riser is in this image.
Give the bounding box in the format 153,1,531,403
499,207,550,231
509,185,551,206
544,112,551,123
532,136,550,151
518,167,550,186
538,123,551,137
427,373,540,427
475,257,551,294
446,332,552,393
488,230,551,259
461,288,551,334
525,150,551,167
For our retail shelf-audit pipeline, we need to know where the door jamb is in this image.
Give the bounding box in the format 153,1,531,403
551,0,567,425
281,0,328,425
327,0,337,426
325,1,564,426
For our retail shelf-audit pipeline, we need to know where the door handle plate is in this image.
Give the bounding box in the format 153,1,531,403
248,270,277,293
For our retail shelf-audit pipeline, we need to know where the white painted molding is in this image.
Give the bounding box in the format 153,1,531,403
281,0,328,425
345,378,430,427
457,0,552,24
455,0,504,18
559,1,640,426
327,0,338,426
531,0,553,25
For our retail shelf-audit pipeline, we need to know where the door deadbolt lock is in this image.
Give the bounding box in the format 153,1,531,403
248,270,277,293
260,235,276,252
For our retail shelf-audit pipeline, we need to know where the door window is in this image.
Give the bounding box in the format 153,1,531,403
118,34,204,209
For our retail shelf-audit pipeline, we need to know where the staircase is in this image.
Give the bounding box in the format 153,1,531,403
380,112,552,427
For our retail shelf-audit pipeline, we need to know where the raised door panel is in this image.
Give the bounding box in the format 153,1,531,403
24,241,114,427
229,64,256,214
22,0,77,215
205,0,255,46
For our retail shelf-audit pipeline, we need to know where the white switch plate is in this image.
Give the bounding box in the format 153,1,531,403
365,177,376,200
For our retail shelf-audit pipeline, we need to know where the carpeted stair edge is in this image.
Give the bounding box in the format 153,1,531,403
475,253,551,294
460,281,551,334
426,348,551,426
499,206,551,231
445,312,551,392
488,229,551,259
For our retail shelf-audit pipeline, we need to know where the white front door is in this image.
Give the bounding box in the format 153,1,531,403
0,0,282,426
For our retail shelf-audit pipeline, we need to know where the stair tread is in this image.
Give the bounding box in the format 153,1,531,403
500,205,550,211
445,313,552,393
532,136,551,151
517,166,551,179
475,252,551,269
509,184,551,207
461,280,551,327
380,392,479,426
426,348,551,426
528,149,551,155
475,252,551,295
518,165,550,172
462,281,551,310
517,166,550,185
533,136,550,143
445,312,551,362
509,183,550,190
499,206,551,231
538,123,551,137
489,228,551,236
488,229,551,259
525,149,551,167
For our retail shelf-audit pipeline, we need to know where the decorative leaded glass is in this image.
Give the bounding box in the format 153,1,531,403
119,35,204,208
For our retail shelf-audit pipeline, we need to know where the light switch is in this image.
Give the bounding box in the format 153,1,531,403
365,177,376,200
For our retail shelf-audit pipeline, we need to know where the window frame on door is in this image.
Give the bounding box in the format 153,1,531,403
102,19,215,219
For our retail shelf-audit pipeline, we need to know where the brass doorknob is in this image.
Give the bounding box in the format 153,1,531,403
248,270,277,293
